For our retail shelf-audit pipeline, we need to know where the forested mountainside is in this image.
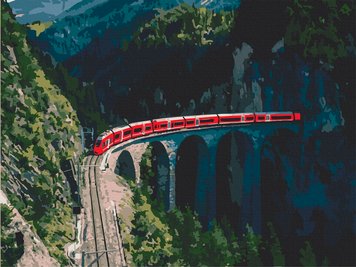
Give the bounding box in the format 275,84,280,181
62,3,237,122
57,0,355,128
4,0,356,265
1,2,82,265
29,0,240,61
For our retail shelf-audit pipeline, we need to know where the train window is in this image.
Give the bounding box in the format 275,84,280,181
257,116,265,120
115,134,121,139
102,140,108,148
134,128,142,133
221,117,241,122
245,116,254,121
95,139,101,147
186,121,194,125
200,118,214,123
145,126,151,130
124,130,131,136
161,124,167,128
271,115,292,120
174,121,184,126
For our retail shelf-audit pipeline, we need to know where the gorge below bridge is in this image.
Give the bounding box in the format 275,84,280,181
100,121,302,235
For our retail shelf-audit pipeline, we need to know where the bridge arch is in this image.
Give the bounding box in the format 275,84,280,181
260,128,301,245
148,141,170,210
115,150,136,180
216,131,254,231
175,135,210,225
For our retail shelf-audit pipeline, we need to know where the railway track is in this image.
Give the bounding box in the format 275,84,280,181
86,155,110,267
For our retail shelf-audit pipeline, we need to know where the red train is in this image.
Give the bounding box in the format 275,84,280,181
93,112,301,155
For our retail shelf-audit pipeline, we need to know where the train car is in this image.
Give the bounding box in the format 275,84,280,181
130,121,145,138
218,113,255,124
152,118,169,133
167,116,186,130
93,130,114,155
183,115,197,128
255,112,298,122
142,120,153,135
254,112,269,122
121,126,132,142
195,114,219,127
112,127,123,145
130,120,155,138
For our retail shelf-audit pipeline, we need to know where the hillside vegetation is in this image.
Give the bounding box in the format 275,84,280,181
1,2,81,264
119,145,324,266
133,3,235,48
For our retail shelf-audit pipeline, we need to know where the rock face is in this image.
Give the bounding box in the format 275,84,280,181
0,191,60,267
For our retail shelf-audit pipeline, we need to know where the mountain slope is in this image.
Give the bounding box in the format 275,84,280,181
30,0,240,61
8,0,82,23
1,2,81,264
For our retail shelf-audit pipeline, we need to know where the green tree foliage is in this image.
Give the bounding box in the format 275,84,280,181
120,145,328,266
1,205,24,266
299,241,317,266
267,222,285,266
240,224,263,266
41,61,107,133
129,190,174,266
285,0,354,65
1,1,80,264
134,3,235,48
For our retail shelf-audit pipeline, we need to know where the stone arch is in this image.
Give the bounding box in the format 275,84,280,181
216,131,254,231
175,135,210,225
260,128,302,251
115,150,136,180
149,141,170,210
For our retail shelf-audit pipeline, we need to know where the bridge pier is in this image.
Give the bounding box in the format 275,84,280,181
206,145,217,229
240,140,263,234
168,152,176,210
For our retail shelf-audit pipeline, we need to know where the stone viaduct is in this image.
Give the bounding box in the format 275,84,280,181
100,122,301,233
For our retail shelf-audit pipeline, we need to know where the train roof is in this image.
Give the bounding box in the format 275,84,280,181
129,120,151,127
97,130,113,139
195,114,218,118
152,116,185,122
183,115,196,119
254,111,293,114
218,113,254,116
111,125,130,132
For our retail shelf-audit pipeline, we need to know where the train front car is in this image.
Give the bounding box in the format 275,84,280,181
93,130,114,155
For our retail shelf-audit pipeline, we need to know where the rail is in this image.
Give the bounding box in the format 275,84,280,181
86,156,110,266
